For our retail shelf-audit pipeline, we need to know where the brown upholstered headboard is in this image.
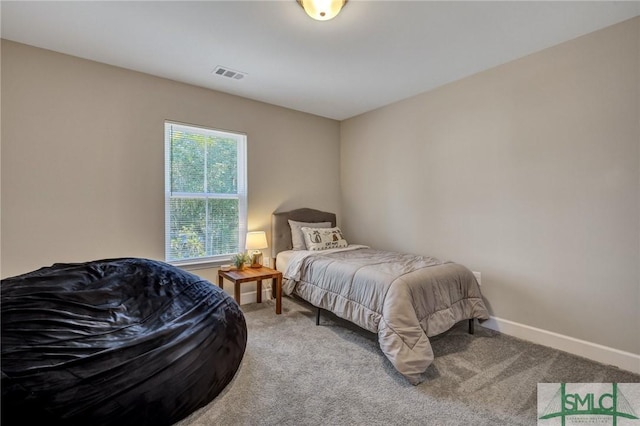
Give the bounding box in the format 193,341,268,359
271,208,336,259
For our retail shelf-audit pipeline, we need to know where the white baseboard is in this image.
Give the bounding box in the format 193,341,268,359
479,316,640,375
237,288,273,305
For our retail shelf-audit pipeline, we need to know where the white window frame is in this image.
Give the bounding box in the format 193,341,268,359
164,121,247,267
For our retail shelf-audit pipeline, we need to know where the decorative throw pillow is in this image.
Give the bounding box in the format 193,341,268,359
301,227,348,251
288,220,332,250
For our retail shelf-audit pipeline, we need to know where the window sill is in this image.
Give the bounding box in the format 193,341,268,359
170,259,231,271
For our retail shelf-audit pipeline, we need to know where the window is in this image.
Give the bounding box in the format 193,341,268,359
164,122,247,265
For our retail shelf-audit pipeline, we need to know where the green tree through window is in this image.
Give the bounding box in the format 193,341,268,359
165,122,247,264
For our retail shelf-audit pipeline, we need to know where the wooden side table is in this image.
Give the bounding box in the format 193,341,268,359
217,266,283,314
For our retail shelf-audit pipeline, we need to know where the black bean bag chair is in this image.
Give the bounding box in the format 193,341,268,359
1,257,247,426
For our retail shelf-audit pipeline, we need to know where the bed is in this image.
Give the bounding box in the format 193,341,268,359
272,208,489,385
1,257,247,426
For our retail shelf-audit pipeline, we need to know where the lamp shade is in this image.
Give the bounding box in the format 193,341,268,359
245,231,268,251
297,0,347,21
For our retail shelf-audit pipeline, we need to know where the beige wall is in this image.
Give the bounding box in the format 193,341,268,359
341,18,639,354
1,40,341,279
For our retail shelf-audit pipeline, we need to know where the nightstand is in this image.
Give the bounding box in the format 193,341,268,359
217,266,283,314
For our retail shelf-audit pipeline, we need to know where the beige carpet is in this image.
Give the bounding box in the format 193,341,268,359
175,296,639,426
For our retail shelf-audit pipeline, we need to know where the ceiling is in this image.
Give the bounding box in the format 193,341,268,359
1,1,639,121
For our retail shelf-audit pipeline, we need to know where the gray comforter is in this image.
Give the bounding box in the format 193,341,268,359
282,246,489,384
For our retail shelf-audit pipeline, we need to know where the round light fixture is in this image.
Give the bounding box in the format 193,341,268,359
297,0,348,21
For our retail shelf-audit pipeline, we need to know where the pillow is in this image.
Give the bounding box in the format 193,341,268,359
301,226,348,251
288,220,332,250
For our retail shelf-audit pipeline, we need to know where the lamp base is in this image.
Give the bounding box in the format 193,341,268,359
250,252,263,268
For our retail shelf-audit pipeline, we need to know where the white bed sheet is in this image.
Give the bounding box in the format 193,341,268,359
275,245,368,274
275,250,295,273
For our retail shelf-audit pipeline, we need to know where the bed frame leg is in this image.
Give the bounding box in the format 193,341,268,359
316,307,321,326
468,319,475,335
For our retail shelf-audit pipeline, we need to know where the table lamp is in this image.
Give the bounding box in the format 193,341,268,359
245,231,268,268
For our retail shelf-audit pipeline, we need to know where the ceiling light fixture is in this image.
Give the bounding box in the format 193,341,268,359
297,0,347,21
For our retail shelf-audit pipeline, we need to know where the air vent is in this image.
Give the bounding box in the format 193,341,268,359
212,66,247,81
